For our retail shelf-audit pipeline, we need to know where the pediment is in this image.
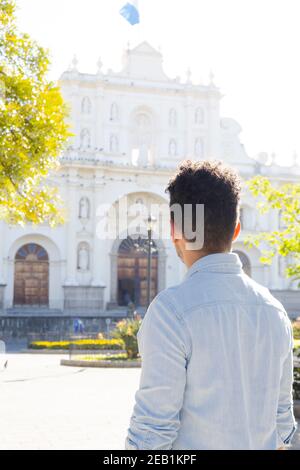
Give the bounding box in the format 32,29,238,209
119,41,170,82
131,41,162,57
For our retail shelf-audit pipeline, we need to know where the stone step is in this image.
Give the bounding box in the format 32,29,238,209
6,308,63,317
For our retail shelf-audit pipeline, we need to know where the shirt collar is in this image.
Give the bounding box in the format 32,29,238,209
185,252,243,280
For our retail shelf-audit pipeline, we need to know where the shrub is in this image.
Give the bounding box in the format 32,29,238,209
294,368,300,400
111,317,142,359
293,321,300,340
29,339,124,351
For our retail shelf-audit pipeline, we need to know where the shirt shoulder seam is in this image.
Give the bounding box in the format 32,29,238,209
159,290,193,360
178,299,287,318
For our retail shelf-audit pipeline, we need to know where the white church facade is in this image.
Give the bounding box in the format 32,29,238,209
0,42,299,333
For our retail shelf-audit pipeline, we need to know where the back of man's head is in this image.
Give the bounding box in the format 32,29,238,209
166,160,241,253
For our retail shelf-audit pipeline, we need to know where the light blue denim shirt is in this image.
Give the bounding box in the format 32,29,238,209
126,252,297,450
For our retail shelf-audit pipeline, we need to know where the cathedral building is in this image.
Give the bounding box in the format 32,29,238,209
0,42,299,336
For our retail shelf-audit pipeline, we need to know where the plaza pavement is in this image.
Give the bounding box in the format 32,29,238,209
0,353,299,450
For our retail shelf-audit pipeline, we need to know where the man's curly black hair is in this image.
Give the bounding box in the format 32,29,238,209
166,160,241,253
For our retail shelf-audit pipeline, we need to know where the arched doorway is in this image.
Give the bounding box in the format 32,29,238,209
117,236,158,307
233,250,251,277
14,244,49,306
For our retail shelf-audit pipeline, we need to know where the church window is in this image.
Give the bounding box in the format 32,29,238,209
110,102,119,121
110,134,119,153
79,197,90,219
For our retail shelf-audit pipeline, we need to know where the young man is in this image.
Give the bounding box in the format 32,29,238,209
126,160,297,450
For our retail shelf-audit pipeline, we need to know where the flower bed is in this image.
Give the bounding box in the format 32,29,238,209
78,353,141,362
29,339,124,351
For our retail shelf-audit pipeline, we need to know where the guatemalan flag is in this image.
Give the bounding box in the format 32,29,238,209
120,0,140,25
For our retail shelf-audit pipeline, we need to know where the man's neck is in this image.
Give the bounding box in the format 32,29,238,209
184,249,231,269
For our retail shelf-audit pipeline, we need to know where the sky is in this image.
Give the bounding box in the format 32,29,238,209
15,0,300,165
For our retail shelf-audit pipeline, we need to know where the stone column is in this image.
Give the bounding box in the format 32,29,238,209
92,170,106,288
110,253,118,305
95,89,104,151
64,168,79,286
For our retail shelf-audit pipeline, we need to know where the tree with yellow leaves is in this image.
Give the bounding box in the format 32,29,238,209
0,0,69,225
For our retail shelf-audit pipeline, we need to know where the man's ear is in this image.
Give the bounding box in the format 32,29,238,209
171,219,183,243
170,218,175,242
232,220,241,242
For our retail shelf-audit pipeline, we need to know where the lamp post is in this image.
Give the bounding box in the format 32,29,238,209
132,215,157,309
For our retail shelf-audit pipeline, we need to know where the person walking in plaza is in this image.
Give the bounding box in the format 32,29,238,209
126,160,297,450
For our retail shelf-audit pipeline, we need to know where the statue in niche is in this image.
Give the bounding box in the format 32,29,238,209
80,129,91,149
169,109,177,128
195,107,204,125
195,138,203,157
79,197,90,219
110,134,119,153
78,244,89,271
81,97,91,115
169,139,177,157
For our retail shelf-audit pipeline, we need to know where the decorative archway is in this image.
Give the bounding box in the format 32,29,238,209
233,250,252,277
14,243,49,306
117,236,158,307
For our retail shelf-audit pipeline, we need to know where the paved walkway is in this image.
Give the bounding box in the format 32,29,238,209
0,354,139,450
0,354,299,450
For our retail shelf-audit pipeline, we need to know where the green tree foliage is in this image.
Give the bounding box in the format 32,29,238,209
246,176,300,285
0,0,70,225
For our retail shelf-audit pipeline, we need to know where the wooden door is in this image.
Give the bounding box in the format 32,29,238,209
14,244,49,307
117,236,158,307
